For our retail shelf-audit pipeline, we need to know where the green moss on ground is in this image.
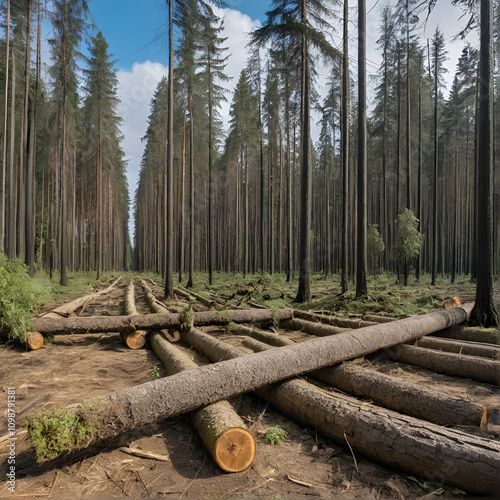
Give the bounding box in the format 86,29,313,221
26,408,93,462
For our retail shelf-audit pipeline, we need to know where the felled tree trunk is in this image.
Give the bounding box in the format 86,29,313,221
31,308,293,336
120,281,146,350
149,331,255,472
414,336,500,360
432,325,500,345
293,310,377,328
182,328,499,496
386,344,500,385
41,276,123,318
240,334,487,427
139,278,170,314
26,305,472,462
280,318,347,336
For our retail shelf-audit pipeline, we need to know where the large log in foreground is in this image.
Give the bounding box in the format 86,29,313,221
181,328,499,495
30,308,293,336
238,331,488,427
26,305,472,461
149,331,255,472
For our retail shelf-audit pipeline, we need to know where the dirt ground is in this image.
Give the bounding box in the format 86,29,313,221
1,276,499,499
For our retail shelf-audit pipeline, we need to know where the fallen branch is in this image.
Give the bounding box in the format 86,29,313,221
119,447,170,462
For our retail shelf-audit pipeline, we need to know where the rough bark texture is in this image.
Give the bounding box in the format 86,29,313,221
183,328,499,495
241,335,487,427
386,344,500,385
362,314,396,323
120,280,146,350
257,378,500,496
140,279,170,314
26,305,474,464
31,309,293,336
304,311,377,329
433,326,500,345
415,336,500,360
280,318,347,336
231,324,296,347
149,331,255,472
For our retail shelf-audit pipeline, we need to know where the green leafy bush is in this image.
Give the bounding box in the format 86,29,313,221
0,253,44,343
265,425,288,445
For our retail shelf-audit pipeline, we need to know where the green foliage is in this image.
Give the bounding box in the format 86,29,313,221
26,409,92,462
0,253,44,343
367,224,385,256
150,366,160,380
265,425,288,445
394,209,422,262
179,306,193,334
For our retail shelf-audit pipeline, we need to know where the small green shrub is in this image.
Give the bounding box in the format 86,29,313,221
0,253,44,343
26,408,92,462
150,366,160,380
265,425,288,445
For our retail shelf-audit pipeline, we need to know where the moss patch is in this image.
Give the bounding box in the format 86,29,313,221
179,306,193,334
26,408,93,462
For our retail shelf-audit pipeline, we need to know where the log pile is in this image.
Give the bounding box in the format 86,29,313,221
23,298,500,495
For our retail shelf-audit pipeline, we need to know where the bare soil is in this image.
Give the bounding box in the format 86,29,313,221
1,276,499,499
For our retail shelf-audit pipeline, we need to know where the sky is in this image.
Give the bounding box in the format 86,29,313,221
81,0,477,238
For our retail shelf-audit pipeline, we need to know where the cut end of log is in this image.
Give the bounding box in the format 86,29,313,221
214,427,255,473
480,407,488,428
27,332,44,350
122,331,146,350
443,297,462,309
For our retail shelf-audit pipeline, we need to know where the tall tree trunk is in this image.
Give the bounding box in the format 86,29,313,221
208,57,214,285
179,109,186,283
341,0,349,294
431,41,438,286
164,0,174,297
8,50,16,259
471,0,499,326
294,0,311,303
1,0,10,254
60,32,68,286
416,60,422,280
406,4,411,211
356,0,367,298
187,93,194,288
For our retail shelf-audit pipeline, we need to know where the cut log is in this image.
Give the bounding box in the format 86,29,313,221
280,317,347,336
414,336,500,360
386,344,500,385
26,331,44,350
362,314,397,323
41,276,123,319
31,308,294,336
231,324,296,347
26,305,473,462
431,326,500,345
149,331,255,472
176,285,214,308
120,281,146,350
181,328,499,496
293,310,377,329
139,279,170,314
241,335,488,427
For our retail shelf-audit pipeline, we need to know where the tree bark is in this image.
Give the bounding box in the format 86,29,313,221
432,326,500,345
27,305,473,462
241,335,488,428
386,343,500,385
280,318,347,336
183,328,499,496
471,0,499,326
294,310,377,329
31,308,294,336
120,280,146,349
1,0,10,254
415,336,500,360
149,331,255,472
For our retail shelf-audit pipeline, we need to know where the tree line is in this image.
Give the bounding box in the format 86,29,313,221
0,0,130,284
133,0,498,325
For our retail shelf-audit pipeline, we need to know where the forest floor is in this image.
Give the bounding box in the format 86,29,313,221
0,271,499,499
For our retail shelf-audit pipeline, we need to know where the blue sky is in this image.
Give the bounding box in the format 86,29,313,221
88,0,269,71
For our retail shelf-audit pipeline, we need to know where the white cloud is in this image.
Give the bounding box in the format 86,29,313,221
116,61,167,234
